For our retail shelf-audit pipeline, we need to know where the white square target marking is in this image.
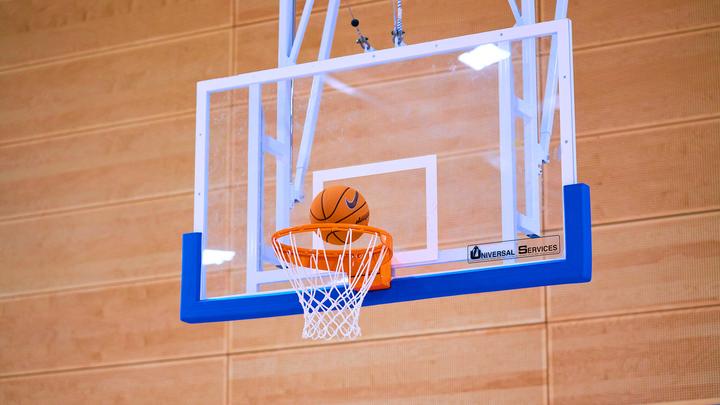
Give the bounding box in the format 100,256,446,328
312,154,439,266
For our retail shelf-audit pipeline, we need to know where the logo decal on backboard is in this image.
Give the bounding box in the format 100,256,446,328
467,235,561,263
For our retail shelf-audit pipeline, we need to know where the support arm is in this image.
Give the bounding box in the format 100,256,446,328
539,0,569,162
292,0,342,203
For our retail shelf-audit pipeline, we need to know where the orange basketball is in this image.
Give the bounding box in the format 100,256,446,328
309,185,370,245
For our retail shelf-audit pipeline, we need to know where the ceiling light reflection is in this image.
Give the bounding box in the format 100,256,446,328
458,44,510,71
203,249,236,266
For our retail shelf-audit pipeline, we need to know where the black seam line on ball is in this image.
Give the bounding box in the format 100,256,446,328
326,187,351,219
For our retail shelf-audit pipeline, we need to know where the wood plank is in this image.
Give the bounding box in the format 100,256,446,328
0,0,232,69
541,0,720,48
0,190,229,297
233,0,371,26
571,29,720,136
0,357,226,404
548,212,720,321
546,119,720,227
0,31,231,144
230,325,546,404
0,109,230,220
549,307,720,404
0,279,227,376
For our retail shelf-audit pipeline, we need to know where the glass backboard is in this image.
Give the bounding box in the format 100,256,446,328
181,19,591,323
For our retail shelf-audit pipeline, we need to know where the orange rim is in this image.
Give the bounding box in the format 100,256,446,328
271,223,393,265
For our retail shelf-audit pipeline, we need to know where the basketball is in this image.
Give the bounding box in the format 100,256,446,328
309,185,370,245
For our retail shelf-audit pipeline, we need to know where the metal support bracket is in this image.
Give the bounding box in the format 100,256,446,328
292,0,342,203
499,0,541,241
500,0,568,239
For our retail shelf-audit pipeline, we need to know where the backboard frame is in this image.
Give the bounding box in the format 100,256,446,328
180,18,591,323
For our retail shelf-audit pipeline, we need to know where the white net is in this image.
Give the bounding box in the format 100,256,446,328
271,226,391,340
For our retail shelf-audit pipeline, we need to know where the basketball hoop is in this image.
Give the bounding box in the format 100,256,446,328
271,223,393,340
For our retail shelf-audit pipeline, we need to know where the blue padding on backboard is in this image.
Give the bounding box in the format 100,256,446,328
180,183,591,323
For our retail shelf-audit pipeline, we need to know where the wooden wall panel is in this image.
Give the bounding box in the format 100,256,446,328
0,0,232,69
0,109,230,220
0,190,231,296
0,279,226,376
546,120,720,228
0,357,226,405
540,0,720,48
233,0,371,26
549,307,720,404
0,31,231,144
0,0,718,403
549,212,720,321
572,29,720,136
230,325,546,404
1,196,187,296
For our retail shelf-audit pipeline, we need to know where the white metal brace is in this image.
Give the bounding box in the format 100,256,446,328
292,0,341,204
540,0,569,162
499,0,540,243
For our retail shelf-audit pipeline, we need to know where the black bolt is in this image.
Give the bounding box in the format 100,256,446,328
351,18,359,27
